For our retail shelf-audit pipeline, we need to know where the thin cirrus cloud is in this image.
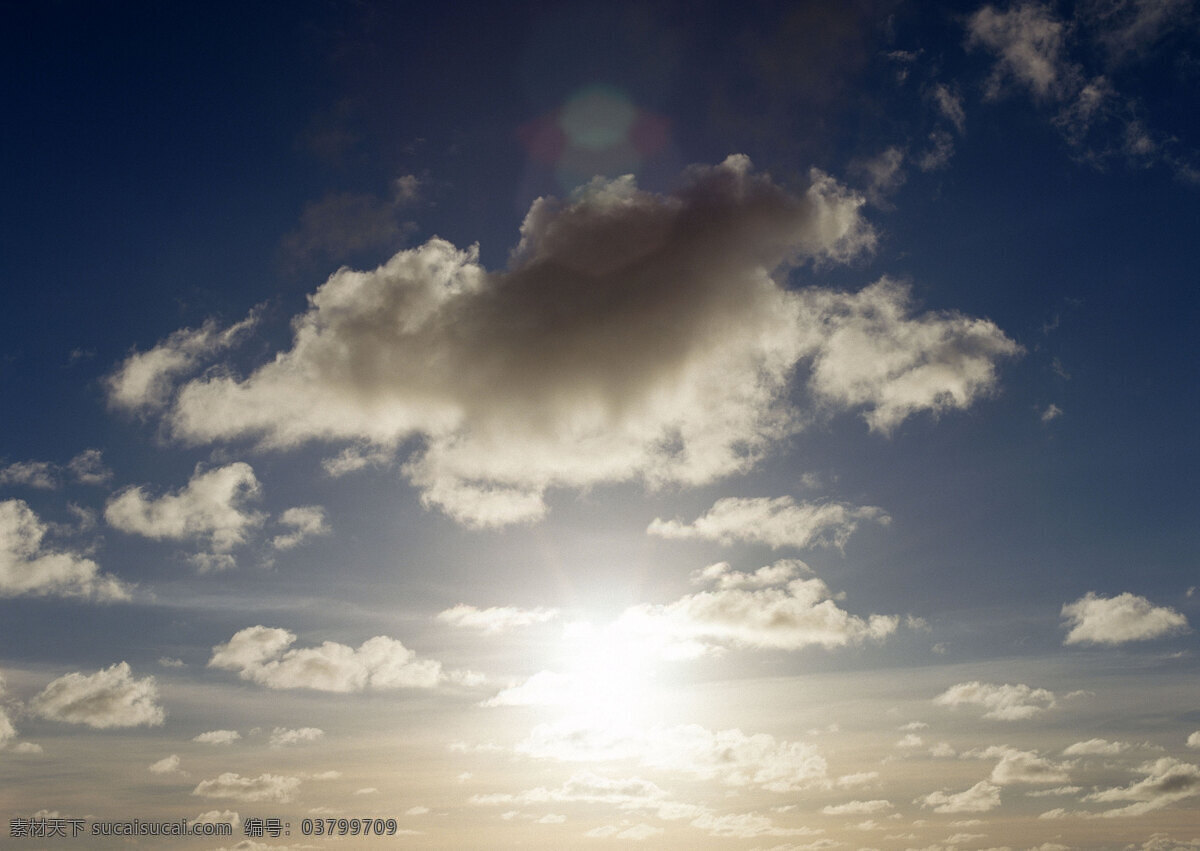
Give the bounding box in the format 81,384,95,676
647,496,889,550
437,604,560,634
1061,591,1189,645
933,681,1058,720
105,156,1018,528
616,560,899,658
30,662,164,729
207,625,446,692
0,499,131,601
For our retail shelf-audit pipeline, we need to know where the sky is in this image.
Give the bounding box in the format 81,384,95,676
1,1,1198,849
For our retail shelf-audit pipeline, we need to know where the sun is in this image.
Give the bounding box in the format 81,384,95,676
555,622,661,728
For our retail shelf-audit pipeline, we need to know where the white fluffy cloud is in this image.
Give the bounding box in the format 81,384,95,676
1086,758,1200,817
30,662,164,728
192,772,301,803
121,158,1014,528
971,746,1072,785
918,780,1002,813
934,681,1057,720
618,561,898,657
0,499,130,600
105,463,265,558
208,626,443,691
437,604,560,633
269,726,324,747
107,313,260,414
1061,591,1189,645
193,729,241,745
269,506,329,551
149,754,184,775
647,496,889,550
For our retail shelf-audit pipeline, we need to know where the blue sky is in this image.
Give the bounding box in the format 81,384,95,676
1,1,1198,848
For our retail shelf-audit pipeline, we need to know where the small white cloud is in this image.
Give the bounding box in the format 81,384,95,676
405,806,429,816
918,780,1002,813
1040,403,1063,422
0,499,131,601
967,2,1075,101
1188,732,1200,749
974,745,1071,785
149,754,184,775
821,799,893,815
105,463,266,558
437,604,559,634
189,810,239,829
208,625,444,692
932,83,967,133
354,787,378,795
896,734,924,749
192,772,301,803
11,742,43,754
31,662,164,728
648,496,889,550
934,681,1057,720
106,313,259,415
1062,591,1189,645
1063,738,1128,756
0,460,59,489
270,506,329,551
158,657,185,668
194,730,241,745
66,449,112,485
269,726,324,747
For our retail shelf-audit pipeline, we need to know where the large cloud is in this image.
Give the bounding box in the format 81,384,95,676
1061,591,1189,645
0,499,131,601
617,560,898,657
207,626,444,692
647,496,889,550
105,463,265,561
122,157,1016,527
30,662,164,728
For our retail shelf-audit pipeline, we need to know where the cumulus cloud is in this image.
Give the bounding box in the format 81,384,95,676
617,561,898,657
437,604,560,633
1085,757,1200,817
0,675,16,748
132,158,1016,528
269,506,329,551
971,746,1072,784
1061,591,1189,645
647,496,889,550
917,781,1002,813
934,681,1057,720
192,772,301,803
1188,732,1200,749
194,729,241,745
105,463,265,565
821,799,893,815
0,460,59,490
30,662,164,728
0,499,131,600
208,626,444,692
106,312,260,415
269,727,324,747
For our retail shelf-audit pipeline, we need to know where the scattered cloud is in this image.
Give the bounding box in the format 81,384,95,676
30,662,164,728
1061,591,1189,644
105,463,266,560
437,604,560,634
270,506,329,551
1188,732,1200,749
968,3,1076,101
1063,737,1129,756
917,780,1002,813
194,730,241,745
208,625,444,691
0,499,131,600
269,727,324,747
647,496,889,550
1041,403,1063,422
971,745,1072,785
127,158,1019,528
106,313,260,415
281,189,415,269
192,772,301,804
149,754,184,775
821,799,893,815
0,460,58,489
617,561,899,657
1085,757,1200,817
934,681,1058,720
